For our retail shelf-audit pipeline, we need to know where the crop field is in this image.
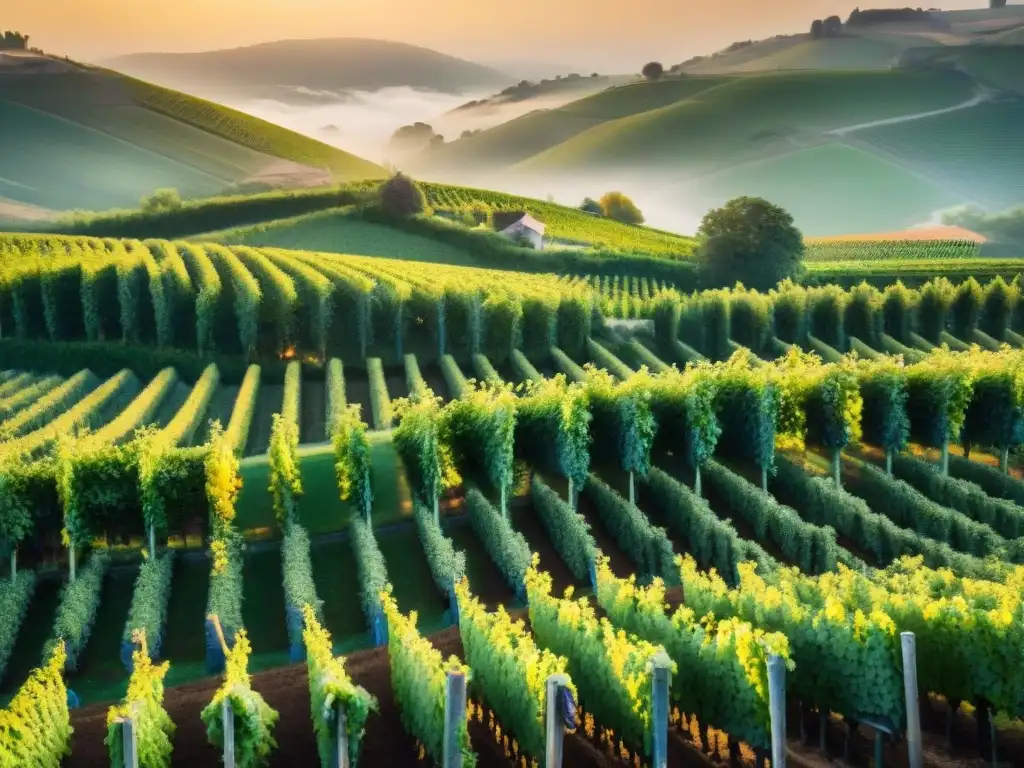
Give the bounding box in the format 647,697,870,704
422,182,697,257
855,98,1024,211
5,234,1024,767
804,237,983,262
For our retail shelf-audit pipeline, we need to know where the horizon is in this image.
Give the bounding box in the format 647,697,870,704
8,0,1000,73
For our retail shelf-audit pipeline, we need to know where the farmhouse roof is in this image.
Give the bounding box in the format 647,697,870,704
493,211,545,235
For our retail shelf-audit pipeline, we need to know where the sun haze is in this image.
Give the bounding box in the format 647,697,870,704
7,0,989,69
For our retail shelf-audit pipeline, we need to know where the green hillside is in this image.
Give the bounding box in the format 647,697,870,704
0,63,383,214
514,69,975,173
675,144,960,236
416,76,732,172
682,33,909,74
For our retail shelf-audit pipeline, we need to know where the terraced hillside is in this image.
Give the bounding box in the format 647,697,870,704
0,62,383,215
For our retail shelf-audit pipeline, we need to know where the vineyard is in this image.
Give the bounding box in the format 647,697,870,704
4,234,1024,767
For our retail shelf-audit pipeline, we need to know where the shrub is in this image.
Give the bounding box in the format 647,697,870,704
598,192,644,225
122,551,175,662
529,475,597,582
106,631,175,768
377,173,427,219
465,487,531,593
44,551,110,671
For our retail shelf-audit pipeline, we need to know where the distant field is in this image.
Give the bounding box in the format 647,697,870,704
201,208,480,266
514,69,976,173
0,68,382,213
678,144,960,236
804,237,982,262
854,99,1024,210
807,257,1024,283
419,76,731,172
683,35,908,74
422,182,696,257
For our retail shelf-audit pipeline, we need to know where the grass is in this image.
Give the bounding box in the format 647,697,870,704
855,98,1024,211
683,143,961,236
514,69,976,173
200,208,480,266
0,68,382,212
0,98,230,211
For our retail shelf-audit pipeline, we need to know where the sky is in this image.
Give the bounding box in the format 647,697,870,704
7,0,994,72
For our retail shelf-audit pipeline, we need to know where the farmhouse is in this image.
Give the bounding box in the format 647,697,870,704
493,211,545,249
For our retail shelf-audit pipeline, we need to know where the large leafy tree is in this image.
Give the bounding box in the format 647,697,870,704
696,197,805,292
599,192,644,225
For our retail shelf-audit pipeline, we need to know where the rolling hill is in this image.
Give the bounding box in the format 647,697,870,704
104,38,513,101
0,57,383,216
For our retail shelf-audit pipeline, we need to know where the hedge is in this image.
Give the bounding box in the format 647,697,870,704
121,551,175,664
44,550,110,671
281,523,322,659
349,516,389,640
948,455,1024,507
464,486,530,595
413,503,466,598
583,474,677,584
529,476,597,583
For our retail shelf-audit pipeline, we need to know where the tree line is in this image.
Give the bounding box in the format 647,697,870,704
0,30,29,50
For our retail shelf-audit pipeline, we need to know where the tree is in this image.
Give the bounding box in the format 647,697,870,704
599,192,644,225
641,62,664,81
696,197,805,292
823,15,843,37
378,172,427,219
140,188,182,214
810,19,825,38
579,197,603,215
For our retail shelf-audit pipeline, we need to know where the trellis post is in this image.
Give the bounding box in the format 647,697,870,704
651,651,672,768
768,654,787,768
443,670,468,768
902,632,922,768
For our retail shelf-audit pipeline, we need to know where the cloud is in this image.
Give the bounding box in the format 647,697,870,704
225,87,492,163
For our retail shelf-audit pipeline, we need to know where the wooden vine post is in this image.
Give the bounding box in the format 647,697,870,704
650,651,672,768
323,692,350,768
116,702,139,768
545,673,573,768
442,669,468,768
768,654,787,768
208,614,237,768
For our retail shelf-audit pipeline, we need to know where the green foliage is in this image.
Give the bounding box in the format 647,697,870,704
529,476,597,582
443,382,516,507
584,367,656,478
524,562,672,758
233,246,299,354
806,284,848,350
413,503,466,596
771,457,1001,578
0,643,72,766
464,487,531,592
648,364,721,472
333,404,373,521
891,453,1024,540
729,286,773,354
106,632,175,768
857,357,910,455
979,275,1018,340
598,191,644,225
439,354,470,398
584,474,677,583
712,354,779,473
948,454,1024,506
381,593,476,767
850,462,1008,559
515,376,592,494
0,572,37,683
204,244,262,357
905,351,975,449
281,524,322,652
916,277,955,343
550,346,586,383
844,282,882,347
0,369,99,440
122,551,175,658
640,468,776,584
455,579,573,761
325,359,346,435
201,631,279,768
950,277,984,339
881,281,916,342
961,349,1024,454
393,392,458,510
366,358,392,430
510,349,543,383
349,516,389,630
263,249,336,357
302,606,378,768
44,551,110,671
225,365,261,454
471,353,503,385
587,338,634,381
595,560,782,751
269,412,303,528
377,173,428,219
769,280,808,345
704,460,840,574
697,197,805,291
